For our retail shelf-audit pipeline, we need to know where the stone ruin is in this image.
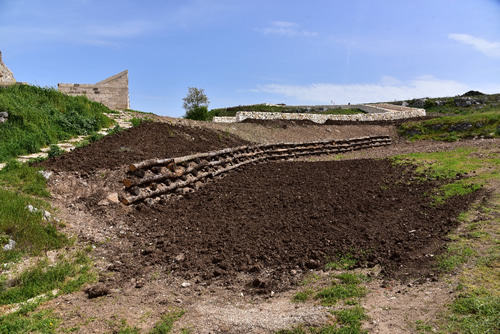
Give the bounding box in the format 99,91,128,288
58,70,130,110
0,51,16,85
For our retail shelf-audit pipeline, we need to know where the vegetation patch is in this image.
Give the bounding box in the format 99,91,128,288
325,253,359,271
285,268,369,333
445,290,500,333
393,147,499,206
0,307,60,334
0,84,114,162
0,159,50,197
109,309,185,334
0,248,95,333
399,111,500,141
0,248,94,305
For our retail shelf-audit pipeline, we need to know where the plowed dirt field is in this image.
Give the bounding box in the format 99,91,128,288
36,119,496,333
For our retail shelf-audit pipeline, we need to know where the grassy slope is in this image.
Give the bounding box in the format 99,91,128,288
397,93,500,141
0,84,114,162
0,85,117,332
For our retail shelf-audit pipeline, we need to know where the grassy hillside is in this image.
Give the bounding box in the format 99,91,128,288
399,92,500,141
0,84,114,162
409,92,500,115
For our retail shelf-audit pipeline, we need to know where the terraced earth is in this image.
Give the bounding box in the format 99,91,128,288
34,119,498,333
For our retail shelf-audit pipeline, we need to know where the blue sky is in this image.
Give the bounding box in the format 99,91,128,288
1,0,499,117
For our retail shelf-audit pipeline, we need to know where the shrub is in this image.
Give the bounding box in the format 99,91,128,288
130,117,143,127
185,106,209,121
47,145,63,158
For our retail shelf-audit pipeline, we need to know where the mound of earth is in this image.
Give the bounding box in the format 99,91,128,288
323,116,437,126
39,121,252,172
95,159,477,294
240,118,318,127
238,116,437,128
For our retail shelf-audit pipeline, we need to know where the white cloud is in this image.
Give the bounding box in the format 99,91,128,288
251,76,480,104
449,33,500,58
258,21,317,37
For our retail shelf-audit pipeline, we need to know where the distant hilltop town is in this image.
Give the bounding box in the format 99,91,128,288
0,50,129,110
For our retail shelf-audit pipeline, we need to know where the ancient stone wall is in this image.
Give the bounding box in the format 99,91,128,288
58,70,130,110
234,108,425,123
213,104,425,123
212,116,237,123
0,51,16,85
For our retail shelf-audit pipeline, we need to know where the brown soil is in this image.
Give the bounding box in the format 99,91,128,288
33,117,499,333
39,121,252,172
109,159,473,294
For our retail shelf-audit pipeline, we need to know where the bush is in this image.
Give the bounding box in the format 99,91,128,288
47,145,63,158
185,106,209,121
130,117,143,127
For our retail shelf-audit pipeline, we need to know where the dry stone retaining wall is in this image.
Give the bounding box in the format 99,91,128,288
235,108,425,124
120,135,392,205
213,104,425,124
212,116,237,123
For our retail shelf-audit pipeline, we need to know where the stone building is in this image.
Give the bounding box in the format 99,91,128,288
58,70,130,110
0,51,16,85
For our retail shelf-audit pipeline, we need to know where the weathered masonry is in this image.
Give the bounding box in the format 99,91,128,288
0,51,16,86
213,104,425,123
58,70,130,110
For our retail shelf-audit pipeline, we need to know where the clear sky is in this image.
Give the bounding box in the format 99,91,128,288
1,0,499,117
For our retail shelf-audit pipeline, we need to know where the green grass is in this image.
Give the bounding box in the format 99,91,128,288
109,310,185,334
315,282,367,307
276,306,368,333
0,84,114,162
0,307,60,334
331,306,368,332
0,249,95,305
0,159,50,197
0,249,95,333
399,111,500,141
47,144,64,158
0,188,67,263
432,180,483,206
0,160,67,263
417,93,500,115
325,253,358,270
397,146,500,332
130,117,143,127
445,290,500,333
393,147,499,206
415,320,433,333
436,243,476,272
149,310,185,334
292,289,314,303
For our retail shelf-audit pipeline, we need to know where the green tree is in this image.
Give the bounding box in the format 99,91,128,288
182,87,209,120
185,106,208,121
